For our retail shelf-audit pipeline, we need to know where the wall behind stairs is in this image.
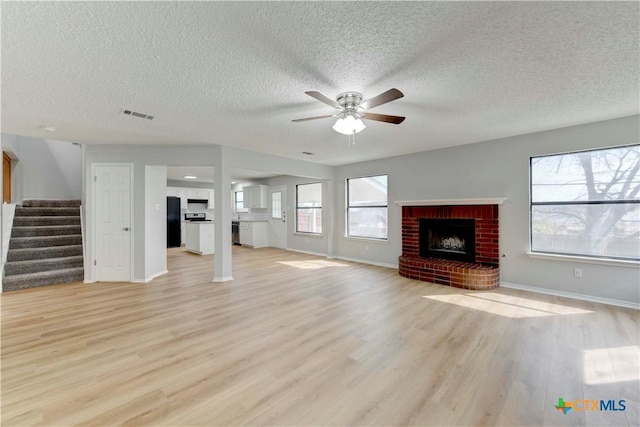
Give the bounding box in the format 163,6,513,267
1,134,81,204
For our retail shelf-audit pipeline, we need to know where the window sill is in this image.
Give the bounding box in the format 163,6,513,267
293,232,323,239
527,252,640,268
344,236,389,244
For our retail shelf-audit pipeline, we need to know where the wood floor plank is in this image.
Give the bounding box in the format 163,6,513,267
1,246,638,426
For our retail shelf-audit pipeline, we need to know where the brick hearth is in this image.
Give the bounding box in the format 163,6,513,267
399,204,500,290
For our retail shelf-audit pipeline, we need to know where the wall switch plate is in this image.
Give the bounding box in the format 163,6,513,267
574,267,582,278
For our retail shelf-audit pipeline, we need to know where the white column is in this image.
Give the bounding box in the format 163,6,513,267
213,150,233,282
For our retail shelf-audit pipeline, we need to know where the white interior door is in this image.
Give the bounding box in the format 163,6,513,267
268,186,287,249
94,165,132,282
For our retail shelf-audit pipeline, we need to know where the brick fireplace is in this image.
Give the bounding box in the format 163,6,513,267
398,200,502,290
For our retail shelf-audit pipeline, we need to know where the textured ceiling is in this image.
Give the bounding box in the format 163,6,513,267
1,2,638,166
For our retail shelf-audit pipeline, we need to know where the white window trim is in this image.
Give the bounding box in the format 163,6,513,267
295,182,322,235
529,145,639,262
346,174,389,240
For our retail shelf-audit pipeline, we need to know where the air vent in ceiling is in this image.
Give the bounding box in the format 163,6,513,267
121,109,154,120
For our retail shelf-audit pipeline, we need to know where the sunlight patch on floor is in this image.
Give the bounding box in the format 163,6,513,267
469,292,593,315
423,294,556,318
583,346,640,385
277,260,349,269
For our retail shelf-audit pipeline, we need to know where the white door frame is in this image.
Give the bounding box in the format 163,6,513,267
90,163,134,282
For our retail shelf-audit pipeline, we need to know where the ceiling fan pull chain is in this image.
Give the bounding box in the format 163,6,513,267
347,131,356,149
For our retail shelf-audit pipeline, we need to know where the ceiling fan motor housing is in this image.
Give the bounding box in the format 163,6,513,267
336,92,363,118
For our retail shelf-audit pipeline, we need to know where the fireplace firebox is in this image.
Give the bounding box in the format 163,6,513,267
419,218,476,263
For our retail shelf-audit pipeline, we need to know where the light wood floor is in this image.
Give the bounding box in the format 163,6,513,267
1,247,638,426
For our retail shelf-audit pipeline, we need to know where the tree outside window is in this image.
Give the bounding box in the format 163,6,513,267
530,144,639,260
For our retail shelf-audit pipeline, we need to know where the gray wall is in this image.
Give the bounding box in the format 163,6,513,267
81,116,639,304
333,115,640,304
1,134,81,203
264,175,333,256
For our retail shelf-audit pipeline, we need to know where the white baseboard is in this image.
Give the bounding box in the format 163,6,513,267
268,247,398,269
148,269,169,281
212,276,234,282
130,269,169,284
285,248,329,258
501,281,640,310
335,255,398,269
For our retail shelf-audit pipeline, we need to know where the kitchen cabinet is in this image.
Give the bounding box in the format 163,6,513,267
167,186,179,197
178,188,189,209
243,185,268,209
207,190,215,209
239,221,268,248
185,222,215,255
166,186,214,209
187,189,199,200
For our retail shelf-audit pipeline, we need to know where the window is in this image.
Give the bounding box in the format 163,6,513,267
271,191,282,219
296,183,322,234
234,191,246,212
530,145,639,261
347,175,388,239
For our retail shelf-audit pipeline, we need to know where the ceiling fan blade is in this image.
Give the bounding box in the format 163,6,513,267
363,112,405,124
292,114,335,122
361,88,404,110
305,91,341,109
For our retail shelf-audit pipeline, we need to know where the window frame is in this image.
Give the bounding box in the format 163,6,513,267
234,190,248,212
346,174,389,240
295,182,322,235
529,144,640,262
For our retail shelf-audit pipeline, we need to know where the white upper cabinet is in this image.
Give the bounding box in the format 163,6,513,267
167,186,214,210
207,190,215,209
243,185,268,209
167,186,179,197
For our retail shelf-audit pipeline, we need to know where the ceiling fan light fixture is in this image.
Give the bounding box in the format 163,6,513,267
332,115,366,135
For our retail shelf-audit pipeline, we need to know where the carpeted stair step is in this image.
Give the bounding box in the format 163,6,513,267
13,216,80,227
9,234,82,249
3,268,84,292
7,245,83,262
15,207,80,217
22,199,81,208
11,225,81,237
4,255,84,276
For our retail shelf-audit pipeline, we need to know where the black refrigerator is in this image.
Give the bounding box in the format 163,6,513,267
167,196,181,248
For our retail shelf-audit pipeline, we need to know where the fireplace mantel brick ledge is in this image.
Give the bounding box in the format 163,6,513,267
399,203,501,290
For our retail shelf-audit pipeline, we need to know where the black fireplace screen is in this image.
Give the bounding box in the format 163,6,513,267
419,218,476,262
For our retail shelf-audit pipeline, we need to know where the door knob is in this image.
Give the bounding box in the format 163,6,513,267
123,227,130,231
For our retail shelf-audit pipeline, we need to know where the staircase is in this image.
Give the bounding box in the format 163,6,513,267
3,200,84,292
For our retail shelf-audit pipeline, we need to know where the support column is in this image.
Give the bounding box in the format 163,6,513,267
213,149,233,282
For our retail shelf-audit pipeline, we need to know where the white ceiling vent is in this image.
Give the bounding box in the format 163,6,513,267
121,109,154,120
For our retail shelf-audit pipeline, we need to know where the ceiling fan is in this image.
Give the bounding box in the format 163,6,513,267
292,88,405,135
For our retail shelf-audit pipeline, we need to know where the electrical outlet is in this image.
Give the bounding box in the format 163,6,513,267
574,267,582,278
